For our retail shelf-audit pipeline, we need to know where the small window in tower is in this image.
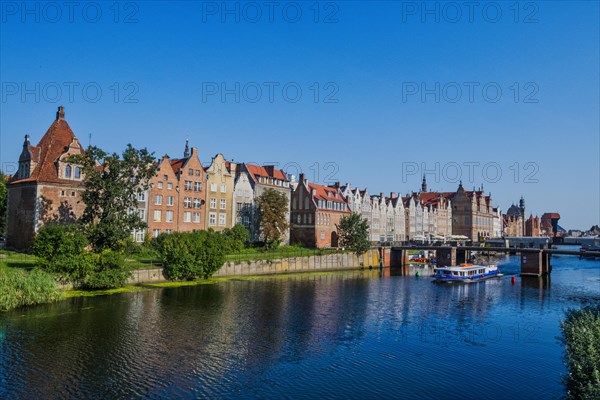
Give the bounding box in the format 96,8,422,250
71,191,76,197
65,165,72,178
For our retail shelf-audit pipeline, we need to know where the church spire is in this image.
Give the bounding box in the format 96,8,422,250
421,174,427,192
183,136,190,158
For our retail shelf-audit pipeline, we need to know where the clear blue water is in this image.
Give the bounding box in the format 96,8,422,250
1,252,599,399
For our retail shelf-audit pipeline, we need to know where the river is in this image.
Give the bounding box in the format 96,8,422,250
1,253,599,399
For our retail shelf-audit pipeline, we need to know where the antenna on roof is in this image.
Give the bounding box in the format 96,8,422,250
88,133,92,148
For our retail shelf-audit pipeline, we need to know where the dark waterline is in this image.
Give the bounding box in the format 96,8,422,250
1,254,599,399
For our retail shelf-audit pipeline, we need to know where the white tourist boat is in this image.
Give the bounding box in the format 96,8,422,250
432,263,502,283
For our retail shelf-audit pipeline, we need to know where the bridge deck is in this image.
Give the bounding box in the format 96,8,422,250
391,246,600,257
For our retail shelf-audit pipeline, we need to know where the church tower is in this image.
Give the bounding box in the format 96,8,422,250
421,175,427,192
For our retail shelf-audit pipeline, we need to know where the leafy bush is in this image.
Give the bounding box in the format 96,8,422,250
0,267,62,311
560,305,600,400
82,249,131,289
32,224,91,282
158,230,226,280
222,224,249,253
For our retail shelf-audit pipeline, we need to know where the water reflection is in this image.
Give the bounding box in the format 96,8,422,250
1,256,598,400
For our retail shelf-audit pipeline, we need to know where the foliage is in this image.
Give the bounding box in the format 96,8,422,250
157,230,226,280
82,249,131,290
68,144,156,251
222,224,250,253
559,306,600,400
337,212,371,256
0,267,62,311
32,224,92,282
255,188,289,249
0,172,7,236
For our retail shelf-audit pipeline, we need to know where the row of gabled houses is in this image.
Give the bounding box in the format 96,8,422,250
6,107,515,251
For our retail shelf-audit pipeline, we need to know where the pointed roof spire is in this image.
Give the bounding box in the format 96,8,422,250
184,136,190,157
421,174,427,192
56,106,65,121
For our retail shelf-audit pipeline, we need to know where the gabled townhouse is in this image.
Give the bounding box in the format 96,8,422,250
290,174,350,248
233,163,291,243
146,141,207,237
6,107,86,250
204,154,235,231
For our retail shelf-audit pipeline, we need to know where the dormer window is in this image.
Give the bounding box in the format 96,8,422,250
74,167,81,179
65,165,72,178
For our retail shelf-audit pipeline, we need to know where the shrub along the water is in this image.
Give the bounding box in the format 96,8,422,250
33,224,131,289
560,305,600,400
0,267,62,311
157,230,226,280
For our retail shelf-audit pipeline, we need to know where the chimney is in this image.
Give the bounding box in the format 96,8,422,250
56,106,65,121
299,173,307,185
390,192,397,199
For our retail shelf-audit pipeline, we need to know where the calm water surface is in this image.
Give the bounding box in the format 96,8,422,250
1,253,599,399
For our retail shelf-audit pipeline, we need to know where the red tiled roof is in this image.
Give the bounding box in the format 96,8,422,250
542,213,561,219
246,163,288,182
170,158,187,174
11,110,83,184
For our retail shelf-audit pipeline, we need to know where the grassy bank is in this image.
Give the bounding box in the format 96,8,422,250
225,245,342,262
560,305,600,400
0,265,62,311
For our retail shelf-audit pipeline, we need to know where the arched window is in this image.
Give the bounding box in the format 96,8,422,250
304,198,309,209
65,165,72,178
74,166,81,179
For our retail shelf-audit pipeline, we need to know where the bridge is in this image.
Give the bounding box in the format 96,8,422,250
386,245,600,277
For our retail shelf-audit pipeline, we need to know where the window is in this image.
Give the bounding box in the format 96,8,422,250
297,215,301,223
193,212,201,223
137,192,145,201
210,183,217,192
167,183,173,190
74,167,81,179
184,181,192,191
155,195,162,205
71,191,76,197
163,175,168,181
153,229,160,238
166,210,174,222
166,196,174,206
209,212,217,226
195,169,201,176
65,165,72,178
194,182,202,191
220,184,227,193
194,198,201,209
308,214,312,224
138,209,145,220
165,229,173,234
60,190,65,197
188,168,194,176
158,182,163,189
321,231,325,240
184,197,192,208
135,230,145,242
183,212,191,222
153,210,161,222
210,198,216,209
220,199,226,209
218,213,226,226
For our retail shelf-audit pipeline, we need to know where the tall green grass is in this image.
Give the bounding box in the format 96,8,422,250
0,266,62,311
560,305,600,400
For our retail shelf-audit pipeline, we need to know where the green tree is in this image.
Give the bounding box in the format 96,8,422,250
222,224,249,253
256,189,289,249
0,172,7,236
158,230,226,280
337,212,370,256
68,144,156,251
32,224,92,283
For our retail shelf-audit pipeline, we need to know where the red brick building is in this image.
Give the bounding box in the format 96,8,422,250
147,141,207,237
6,107,86,250
290,174,350,248
525,215,541,237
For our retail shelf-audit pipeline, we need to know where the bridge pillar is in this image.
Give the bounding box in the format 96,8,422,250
436,247,456,267
520,251,551,277
390,249,408,268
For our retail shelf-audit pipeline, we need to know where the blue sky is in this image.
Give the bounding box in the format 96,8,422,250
1,1,598,229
